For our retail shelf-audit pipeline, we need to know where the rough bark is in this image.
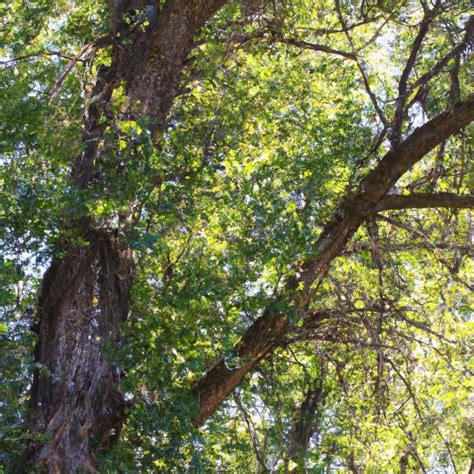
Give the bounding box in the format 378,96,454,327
124,0,227,123
193,96,474,427
28,232,134,471
27,0,226,470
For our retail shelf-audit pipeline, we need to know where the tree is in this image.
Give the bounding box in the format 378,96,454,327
0,0,472,471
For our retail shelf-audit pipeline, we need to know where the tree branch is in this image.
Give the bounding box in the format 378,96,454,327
0,50,79,67
335,0,388,126
389,4,440,145
230,31,356,60
375,192,474,212
271,35,356,60
342,242,472,255
411,15,474,92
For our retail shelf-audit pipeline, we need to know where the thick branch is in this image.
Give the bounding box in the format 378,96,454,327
192,305,289,427
297,96,474,300
342,242,472,255
192,96,474,427
375,192,474,212
126,0,227,122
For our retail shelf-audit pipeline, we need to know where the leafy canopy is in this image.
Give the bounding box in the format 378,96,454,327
1,0,472,471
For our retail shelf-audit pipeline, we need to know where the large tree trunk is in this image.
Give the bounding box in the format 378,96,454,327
25,1,226,470
28,232,134,471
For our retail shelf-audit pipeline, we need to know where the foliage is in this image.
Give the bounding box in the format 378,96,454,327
1,0,472,471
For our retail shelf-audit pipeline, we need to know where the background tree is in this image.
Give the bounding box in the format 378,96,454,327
0,0,472,471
